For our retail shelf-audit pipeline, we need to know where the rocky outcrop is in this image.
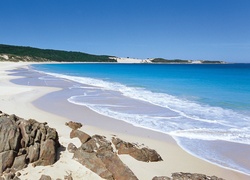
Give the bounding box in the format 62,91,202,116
112,137,163,162
152,173,225,180
73,134,138,180
0,113,60,175
67,123,138,180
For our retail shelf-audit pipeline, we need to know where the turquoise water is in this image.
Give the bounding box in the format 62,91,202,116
32,63,250,174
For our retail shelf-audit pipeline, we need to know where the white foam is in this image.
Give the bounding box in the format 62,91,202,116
169,128,250,144
39,71,250,145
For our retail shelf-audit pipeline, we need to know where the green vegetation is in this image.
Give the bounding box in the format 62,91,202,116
152,58,224,64
0,44,116,62
0,44,225,64
152,58,189,63
202,60,224,64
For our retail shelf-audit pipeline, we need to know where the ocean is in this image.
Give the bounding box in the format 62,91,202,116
31,63,250,174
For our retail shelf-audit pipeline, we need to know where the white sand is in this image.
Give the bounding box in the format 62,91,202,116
110,57,152,63
0,62,249,180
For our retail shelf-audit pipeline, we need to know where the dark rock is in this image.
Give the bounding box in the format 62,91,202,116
67,143,77,153
112,137,162,162
39,175,52,180
152,176,171,180
70,130,91,144
65,121,82,130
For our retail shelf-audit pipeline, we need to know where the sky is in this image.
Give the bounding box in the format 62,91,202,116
0,0,250,63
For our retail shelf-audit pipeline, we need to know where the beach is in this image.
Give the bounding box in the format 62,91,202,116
0,62,249,180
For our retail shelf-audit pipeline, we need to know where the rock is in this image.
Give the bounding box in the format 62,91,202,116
80,138,96,153
65,121,82,130
0,150,16,173
112,137,162,162
18,121,31,148
8,114,18,122
67,143,77,153
0,171,21,180
39,175,52,180
73,148,113,180
34,139,57,166
64,174,73,180
27,143,40,163
171,172,225,180
97,150,138,180
152,176,171,180
11,154,27,170
12,177,21,180
73,134,138,180
0,116,21,152
4,172,15,180
70,130,91,144
46,127,59,141
0,112,60,173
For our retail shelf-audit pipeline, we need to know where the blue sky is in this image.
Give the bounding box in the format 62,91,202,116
0,0,250,63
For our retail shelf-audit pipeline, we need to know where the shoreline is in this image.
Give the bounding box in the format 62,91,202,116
1,62,249,180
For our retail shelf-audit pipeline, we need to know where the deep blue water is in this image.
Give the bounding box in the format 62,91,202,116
32,63,250,174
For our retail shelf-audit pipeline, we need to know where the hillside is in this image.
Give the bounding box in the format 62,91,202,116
0,44,116,62
0,44,226,63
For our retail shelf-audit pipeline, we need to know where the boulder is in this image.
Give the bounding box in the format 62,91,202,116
72,132,138,179
73,148,113,180
39,175,52,180
0,112,60,173
70,130,91,144
112,137,162,162
67,143,77,153
97,150,138,180
65,121,82,130
0,116,21,152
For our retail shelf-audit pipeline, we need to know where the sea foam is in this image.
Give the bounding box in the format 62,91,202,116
39,71,250,145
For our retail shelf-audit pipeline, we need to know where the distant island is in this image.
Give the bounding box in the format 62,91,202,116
0,44,226,64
